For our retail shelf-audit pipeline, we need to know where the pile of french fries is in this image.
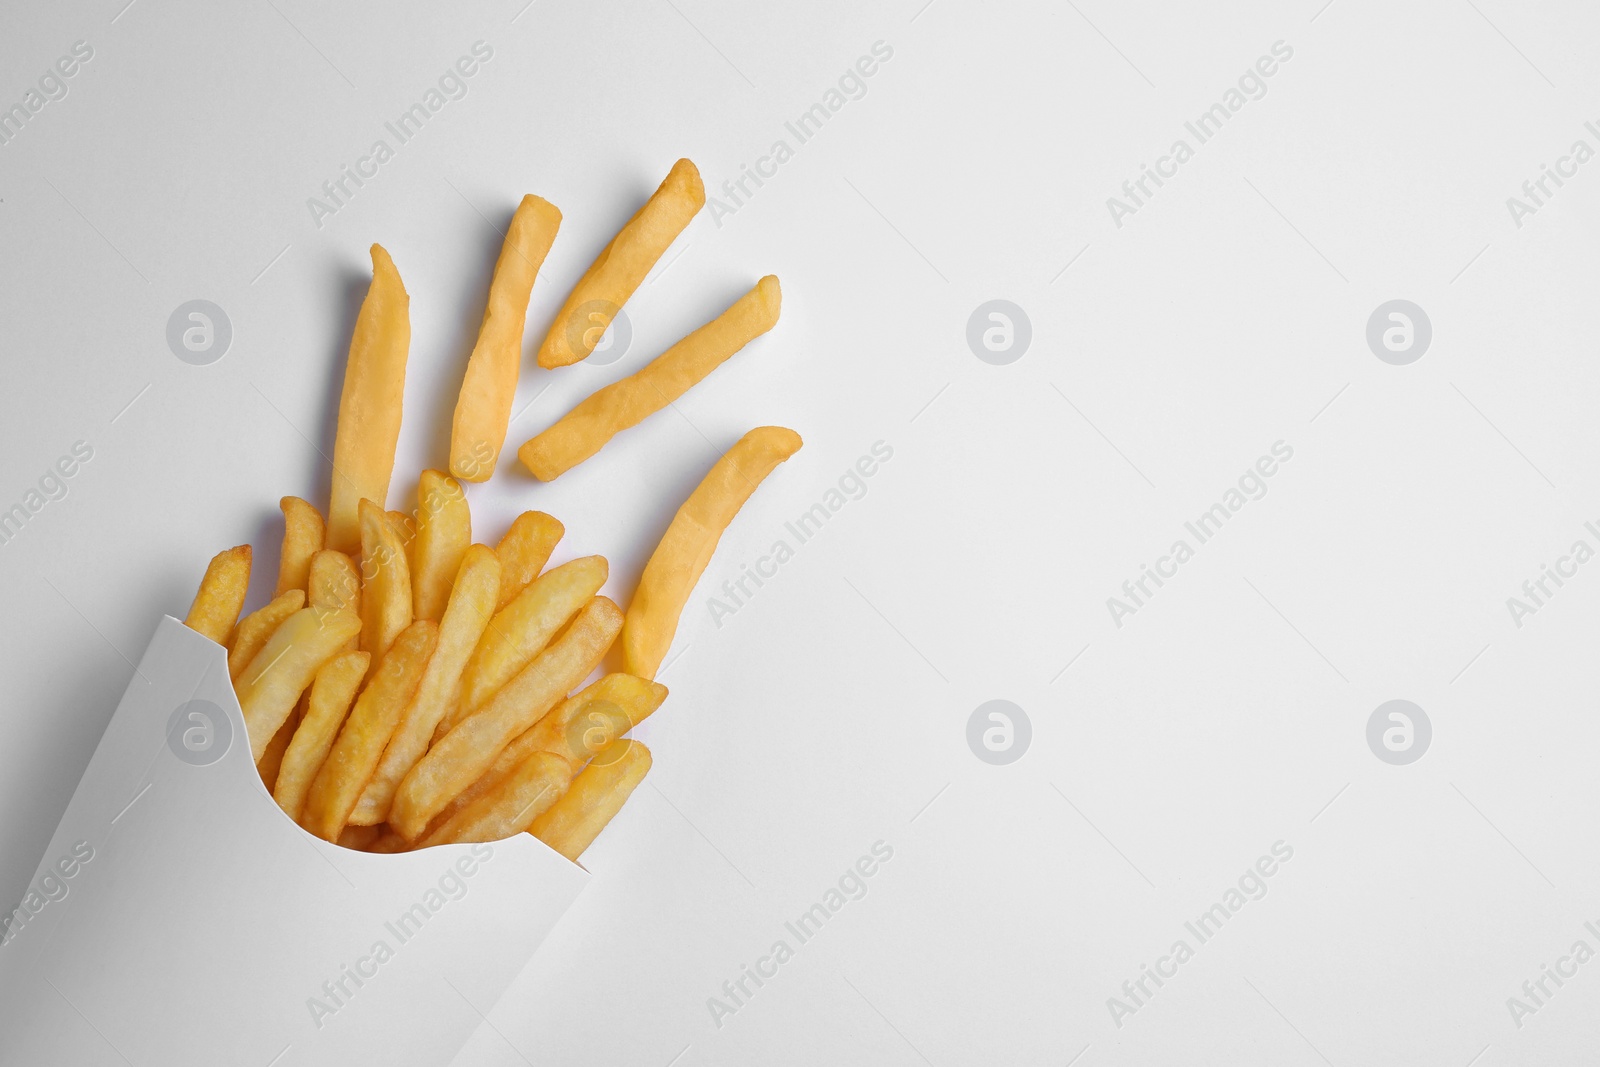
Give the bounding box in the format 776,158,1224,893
180,159,800,860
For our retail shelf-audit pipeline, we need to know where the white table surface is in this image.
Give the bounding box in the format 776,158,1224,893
5,1,1600,1063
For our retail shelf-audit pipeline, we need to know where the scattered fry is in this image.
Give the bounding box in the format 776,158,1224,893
236,606,362,761
184,545,252,645
276,497,326,596
359,500,412,667
418,751,573,848
351,545,500,825
495,511,563,610
536,159,705,369
273,650,369,825
623,426,802,679
530,739,652,861
450,193,563,481
411,470,471,622
520,275,781,480
227,589,305,681
326,244,411,553
302,621,438,842
390,596,623,840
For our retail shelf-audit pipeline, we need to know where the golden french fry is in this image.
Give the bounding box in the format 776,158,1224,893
520,276,781,480
326,244,410,554
366,830,410,854
350,545,500,826
411,471,470,622
390,596,623,840
623,426,802,679
430,674,665,832
450,194,563,481
302,621,437,842
227,589,305,681
337,824,384,851
359,500,412,664
419,751,574,848
184,545,251,644
308,550,360,614
495,511,563,610
448,555,607,730
535,159,704,369
530,739,652,861
277,497,326,596
236,606,362,761
273,650,369,824
256,700,301,794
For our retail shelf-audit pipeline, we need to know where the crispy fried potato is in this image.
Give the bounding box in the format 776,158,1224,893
429,673,664,833
308,549,362,653
236,606,362,761
520,276,781,480
536,159,704,369
350,545,500,826
390,596,623,840
273,650,369,824
411,471,471,622
447,555,607,731
184,545,251,644
359,500,412,665
450,194,563,481
256,699,301,794
530,739,652,861
418,751,573,848
277,497,326,596
336,824,384,851
623,426,802,679
227,589,305,681
302,621,437,842
366,830,410,854
326,245,410,553
495,511,563,610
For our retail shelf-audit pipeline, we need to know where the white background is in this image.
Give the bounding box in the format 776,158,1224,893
4,0,1600,1063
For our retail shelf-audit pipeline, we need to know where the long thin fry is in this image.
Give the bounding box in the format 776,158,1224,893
277,497,326,595
623,426,802,679
530,739,652,861
184,545,251,644
390,596,623,840
411,470,470,622
350,545,500,825
418,751,573,847
273,651,369,824
227,589,305,681
326,244,410,553
256,700,301,794
236,606,362,761
359,500,412,665
495,511,563,610
536,159,704,369
302,621,437,842
308,549,361,654
520,276,781,480
450,193,563,481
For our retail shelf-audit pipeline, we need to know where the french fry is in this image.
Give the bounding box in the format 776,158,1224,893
447,555,608,731
623,426,802,679
366,830,410,854
450,194,563,481
427,673,665,834
302,621,438,842
256,701,301,794
418,751,573,848
359,500,412,665
390,596,623,840
184,545,251,644
519,276,781,480
227,589,305,681
495,510,564,610
529,739,652,861
326,244,411,554
273,650,369,824
308,549,362,654
276,497,326,595
411,470,470,622
535,159,705,369
350,545,500,825
236,606,362,761
337,824,384,851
